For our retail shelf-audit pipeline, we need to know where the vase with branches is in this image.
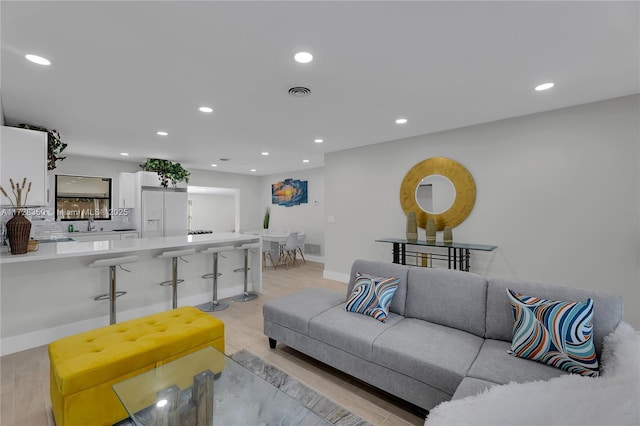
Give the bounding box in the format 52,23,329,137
0,177,32,208
1,177,33,254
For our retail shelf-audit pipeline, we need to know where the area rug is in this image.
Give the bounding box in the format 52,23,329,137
115,349,371,426
231,349,372,426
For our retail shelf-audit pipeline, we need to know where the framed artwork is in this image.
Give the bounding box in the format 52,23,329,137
272,178,308,206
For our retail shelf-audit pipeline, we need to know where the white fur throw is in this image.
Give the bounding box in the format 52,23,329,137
425,322,640,426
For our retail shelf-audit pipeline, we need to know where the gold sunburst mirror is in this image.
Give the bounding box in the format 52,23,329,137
400,157,476,231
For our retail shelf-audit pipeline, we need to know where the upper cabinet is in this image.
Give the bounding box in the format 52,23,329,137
118,172,135,208
0,126,48,207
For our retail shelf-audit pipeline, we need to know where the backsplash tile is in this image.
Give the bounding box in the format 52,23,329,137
1,207,134,243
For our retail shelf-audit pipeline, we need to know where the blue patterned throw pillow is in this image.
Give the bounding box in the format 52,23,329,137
507,288,599,377
345,273,399,322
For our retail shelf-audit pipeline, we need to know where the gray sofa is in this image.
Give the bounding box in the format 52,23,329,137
263,260,623,410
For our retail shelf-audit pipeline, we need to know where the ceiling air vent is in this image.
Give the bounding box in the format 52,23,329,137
288,87,311,97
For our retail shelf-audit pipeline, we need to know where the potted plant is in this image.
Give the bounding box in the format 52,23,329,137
263,207,271,231
140,158,190,188
11,124,67,170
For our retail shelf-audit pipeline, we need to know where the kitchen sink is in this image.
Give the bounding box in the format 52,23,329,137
39,237,75,243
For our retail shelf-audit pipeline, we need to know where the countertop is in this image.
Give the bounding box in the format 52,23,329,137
0,233,260,264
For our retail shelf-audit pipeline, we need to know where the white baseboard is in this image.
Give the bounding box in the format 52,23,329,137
323,269,349,283
0,285,244,356
303,254,324,263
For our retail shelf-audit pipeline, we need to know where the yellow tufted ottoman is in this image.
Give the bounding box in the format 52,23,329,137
48,306,224,426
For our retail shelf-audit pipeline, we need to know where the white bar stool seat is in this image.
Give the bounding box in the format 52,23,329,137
232,242,261,302
89,255,138,325
158,248,196,309
198,245,235,312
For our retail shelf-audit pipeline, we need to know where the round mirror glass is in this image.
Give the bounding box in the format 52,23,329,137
415,174,456,214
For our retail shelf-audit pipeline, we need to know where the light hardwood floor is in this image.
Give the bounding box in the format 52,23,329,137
0,261,425,426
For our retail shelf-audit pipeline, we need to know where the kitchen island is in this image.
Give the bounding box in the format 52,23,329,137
0,233,261,355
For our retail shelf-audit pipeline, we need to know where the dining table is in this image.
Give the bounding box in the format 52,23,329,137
243,231,305,268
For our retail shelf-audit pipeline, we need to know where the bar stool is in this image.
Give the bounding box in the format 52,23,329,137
89,255,138,325
158,248,195,309
199,245,235,312
232,242,261,302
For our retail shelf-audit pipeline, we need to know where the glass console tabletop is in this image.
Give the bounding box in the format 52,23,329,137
375,238,497,251
113,346,329,426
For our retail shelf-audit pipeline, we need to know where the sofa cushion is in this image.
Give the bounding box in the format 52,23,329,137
309,304,403,360
404,268,487,337
451,377,498,400
371,318,484,395
467,339,567,385
345,273,399,322
486,279,623,357
263,288,344,335
348,260,409,316
508,289,599,377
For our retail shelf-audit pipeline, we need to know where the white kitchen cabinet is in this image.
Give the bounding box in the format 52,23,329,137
119,232,139,239
118,172,135,208
0,126,48,207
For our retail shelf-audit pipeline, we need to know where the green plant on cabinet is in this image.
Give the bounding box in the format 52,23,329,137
140,159,190,188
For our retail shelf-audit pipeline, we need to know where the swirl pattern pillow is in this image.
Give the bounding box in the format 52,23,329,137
507,288,599,377
345,273,399,322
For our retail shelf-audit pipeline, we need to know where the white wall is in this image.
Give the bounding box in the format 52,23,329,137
188,193,235,232
324,95,640,328
261,167,325,258
188,169,261,231
52,155,140,203
0,90,4,125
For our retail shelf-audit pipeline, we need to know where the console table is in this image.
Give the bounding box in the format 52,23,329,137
375,238,497,272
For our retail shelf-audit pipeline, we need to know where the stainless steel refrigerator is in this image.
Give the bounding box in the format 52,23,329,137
140,187,188,238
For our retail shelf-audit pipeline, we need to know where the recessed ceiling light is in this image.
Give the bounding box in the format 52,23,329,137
395,118,408,124
120,152,129,156
302,159,310,163
314,139,324,143
157,131,168,136
210,164,218,167
199,106,213,113
25,54,51,66
535,82,555,91
250,169,257,172
261,152,269,156
294,52,313,63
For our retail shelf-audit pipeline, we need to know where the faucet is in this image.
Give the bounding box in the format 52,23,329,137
87,213,95,231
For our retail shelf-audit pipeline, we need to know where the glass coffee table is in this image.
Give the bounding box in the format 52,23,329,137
113,346,329,426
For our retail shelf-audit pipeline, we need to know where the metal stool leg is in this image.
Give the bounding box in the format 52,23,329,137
160,257,187,309
171,257,178,309
93,265,128,325
91,255,136,325
232,248,258,302
199,252,229,312
110,265,117,324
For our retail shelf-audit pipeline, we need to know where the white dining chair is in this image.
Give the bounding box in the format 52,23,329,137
262,240,278,271
296,233,306,263
282,232,299,269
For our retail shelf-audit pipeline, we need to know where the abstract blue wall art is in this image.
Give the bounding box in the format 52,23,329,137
272,178,308,206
